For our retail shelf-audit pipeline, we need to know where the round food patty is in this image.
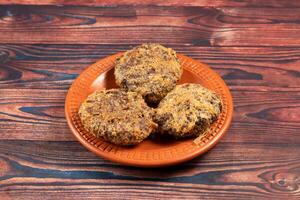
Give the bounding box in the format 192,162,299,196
114,43,182,105
154,84,222,138
78,89,157,145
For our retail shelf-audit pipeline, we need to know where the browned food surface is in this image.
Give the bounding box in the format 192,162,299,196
78,89,157,145
114,43,182,105
154,83,222,138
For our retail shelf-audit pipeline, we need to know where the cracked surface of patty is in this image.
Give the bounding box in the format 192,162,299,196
78,89,157,145
114,43,182,105
154,83,222,138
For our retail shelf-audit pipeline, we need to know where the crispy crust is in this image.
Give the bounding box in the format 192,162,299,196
78,89,157,145
154,84,222,138
114,43,182,105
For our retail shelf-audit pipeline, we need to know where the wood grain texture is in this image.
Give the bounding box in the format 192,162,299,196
0,45,299,90
1,0,300,7
0,4,300,200
0,6,300,46
0,140,299,200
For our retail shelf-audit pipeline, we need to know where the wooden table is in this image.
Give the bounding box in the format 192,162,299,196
0,1,299,199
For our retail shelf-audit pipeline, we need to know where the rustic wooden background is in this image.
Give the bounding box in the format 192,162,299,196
0,1,300,199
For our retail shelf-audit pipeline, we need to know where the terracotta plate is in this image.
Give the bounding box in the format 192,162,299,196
65,53,233,167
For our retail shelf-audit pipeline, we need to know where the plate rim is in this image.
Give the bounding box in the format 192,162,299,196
65,53,233,167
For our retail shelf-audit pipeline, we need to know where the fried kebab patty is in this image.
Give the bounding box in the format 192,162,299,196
78,89,157,145
154,83,222,138
114,43,182,105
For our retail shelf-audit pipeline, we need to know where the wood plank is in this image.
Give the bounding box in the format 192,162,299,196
1,0,300,7
0,45,299,141
0,6,300,46
0,140,299,200
0,45,299,90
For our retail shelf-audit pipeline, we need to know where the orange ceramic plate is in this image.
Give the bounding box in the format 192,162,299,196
65,53,233,167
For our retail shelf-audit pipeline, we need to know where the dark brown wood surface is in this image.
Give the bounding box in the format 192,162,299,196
2,0,300,7
0,2,299,200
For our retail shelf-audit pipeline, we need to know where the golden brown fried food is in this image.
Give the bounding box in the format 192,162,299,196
154,83,222,138
114,43,182,105
78,89,157,145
